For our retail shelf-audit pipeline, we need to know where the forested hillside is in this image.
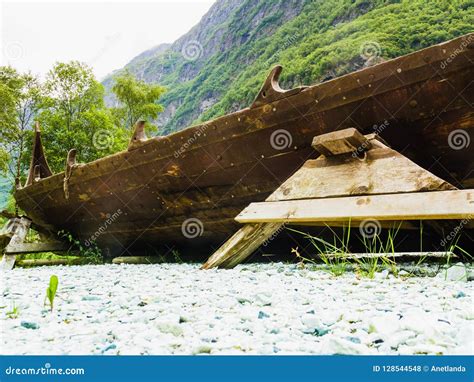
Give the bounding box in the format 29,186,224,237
103,0,473,134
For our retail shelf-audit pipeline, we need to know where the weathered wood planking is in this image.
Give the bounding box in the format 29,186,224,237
237,190,474,223
0,217,31,271
267,138,455,202
13,34,474,254
201,223,282,269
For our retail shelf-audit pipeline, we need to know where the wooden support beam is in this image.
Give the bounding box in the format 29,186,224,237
201,223,282,269
322,251,456,259
4,242,71,255
0,217,31,271
312,127,371,156
237,190,474,223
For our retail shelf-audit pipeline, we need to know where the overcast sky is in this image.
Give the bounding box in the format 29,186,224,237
0,0,214,79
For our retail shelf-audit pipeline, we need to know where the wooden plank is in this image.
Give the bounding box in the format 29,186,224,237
4,242,70,255
0,217,31,271
267,139,455,202
237,190,474,223
323,251,456,259
15,258,86,267
311,128,371,156
202,223,282,269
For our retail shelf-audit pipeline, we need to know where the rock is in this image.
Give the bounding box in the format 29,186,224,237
258,311,270,319
321,337,367,354
101,343,117,354
21,321,39,330
445,263,468,282
156,322,183,337
192,345,212,354
346,336,361,344
375,269,390,280
254,292,272,306
82,296,101,301
301,313,321,329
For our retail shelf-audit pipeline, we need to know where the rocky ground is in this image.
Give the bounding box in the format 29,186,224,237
0,262,472,355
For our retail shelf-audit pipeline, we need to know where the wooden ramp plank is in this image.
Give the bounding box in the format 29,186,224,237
201,223,282,269
237,190,474,223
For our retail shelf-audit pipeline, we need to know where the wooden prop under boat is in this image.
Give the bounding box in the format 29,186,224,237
13,34,474,256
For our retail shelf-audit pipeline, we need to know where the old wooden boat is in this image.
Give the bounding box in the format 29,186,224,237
14,34,474,257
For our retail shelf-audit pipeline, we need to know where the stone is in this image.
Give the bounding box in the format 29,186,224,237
82,296,101,301
321,337,367,355
21,321,39,330
258,311,270,319
444,263,468,282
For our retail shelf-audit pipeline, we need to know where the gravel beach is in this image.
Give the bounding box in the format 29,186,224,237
1,263,473,355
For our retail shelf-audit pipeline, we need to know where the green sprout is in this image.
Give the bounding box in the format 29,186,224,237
45,275,59,312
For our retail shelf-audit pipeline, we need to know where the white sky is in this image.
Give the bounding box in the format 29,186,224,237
0,0,214,80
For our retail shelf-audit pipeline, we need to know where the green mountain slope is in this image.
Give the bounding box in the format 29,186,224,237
104,0,473,134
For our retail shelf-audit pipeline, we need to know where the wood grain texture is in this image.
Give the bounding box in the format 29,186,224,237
237,190,474,223
201,222,282,269
267,139,455,202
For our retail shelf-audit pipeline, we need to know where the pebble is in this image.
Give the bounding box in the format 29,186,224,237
1,262,472,355
444,263,468,282
20,321,39,330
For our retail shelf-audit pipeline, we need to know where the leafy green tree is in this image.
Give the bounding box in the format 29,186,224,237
0,66,41,180
38,61,128,172
111,71,165,132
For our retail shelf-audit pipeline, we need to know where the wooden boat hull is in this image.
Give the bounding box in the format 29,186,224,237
15,34,474,256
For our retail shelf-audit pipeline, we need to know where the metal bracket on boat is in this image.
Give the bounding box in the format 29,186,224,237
63,149,78,200
25,122,53,187
250,65,307,109
128,120,148,150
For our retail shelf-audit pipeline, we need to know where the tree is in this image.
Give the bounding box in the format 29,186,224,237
38,61,128,172
0,66,41,180
111,71,166,132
